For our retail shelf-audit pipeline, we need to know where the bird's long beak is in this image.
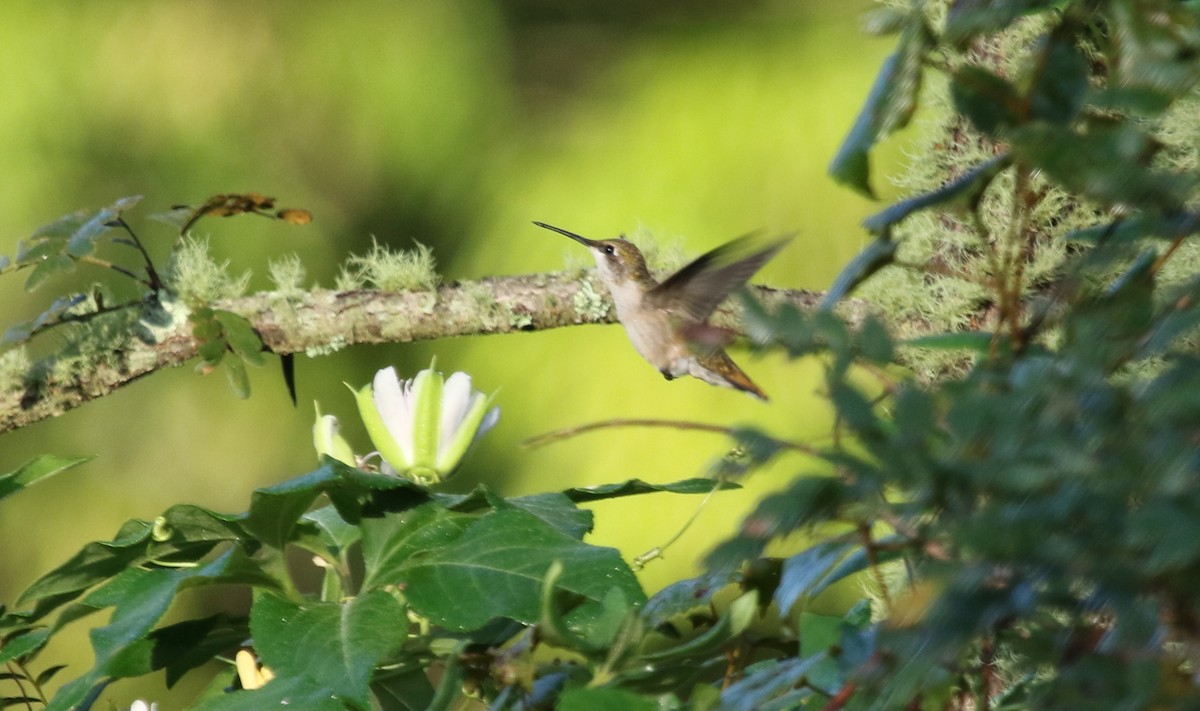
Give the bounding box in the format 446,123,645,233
533,221,598,248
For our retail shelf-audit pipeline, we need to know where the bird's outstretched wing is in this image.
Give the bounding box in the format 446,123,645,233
647,234,790,322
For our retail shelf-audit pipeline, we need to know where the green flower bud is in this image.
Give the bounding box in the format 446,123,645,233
312,403,357,466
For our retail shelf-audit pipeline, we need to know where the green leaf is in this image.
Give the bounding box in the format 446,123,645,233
951,66,1024,136
774,541,859,614
400,509,645,631
862,155,1009,234
0,454,93,503
213,310,265,366
24,254,74,292
240,464,340,548
1110,0,1200,97
360,503,474,590
18,521,155,608
1009,122,1197,210
191,675,348,711
558,687,657,711
46,550,255,711
717,655,824,711
149,614,249,688
224,357,250,399
371,669,436,711
509,492,593,539
250,589,406,711
65,207,118,258
1028,26,1089,125
561,477,738,503
828,17,930,197
0,629,51,665
302,504,363,554
638,590,758,662
943,0,1059,46
821,238,897,307
641,570,738,627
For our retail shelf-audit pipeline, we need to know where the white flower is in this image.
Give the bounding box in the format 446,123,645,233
129,701,158,711
354,365,499,485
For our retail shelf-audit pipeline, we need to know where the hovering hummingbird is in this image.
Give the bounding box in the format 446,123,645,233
534,221,789,399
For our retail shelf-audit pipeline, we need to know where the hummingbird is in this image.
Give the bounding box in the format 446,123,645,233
534,221,789,399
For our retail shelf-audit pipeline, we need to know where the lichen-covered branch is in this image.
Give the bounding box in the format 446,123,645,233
0,271,850,434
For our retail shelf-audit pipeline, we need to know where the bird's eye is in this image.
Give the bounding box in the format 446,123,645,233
603,245,616,255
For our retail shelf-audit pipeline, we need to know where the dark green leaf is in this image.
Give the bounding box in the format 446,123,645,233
400,509,645,631
0,629,50,665
33,664,66,687
0,454,93,503
641,570,739,627
1009,122,1197,210
191,675,348,711
149,614,249,688
829,18,930,197
562,477,736,503
240,464,340,548
862,154,1010,234
371,669,436,711
856,315,894,365
1110,0,1200,97
944,0,1059,46
18,521,154,607
1028,27,1090,125
951,66,1023,136
214,309,265,366
360,503,474,590
774,541,859,614
251,589,406,710
302,504,362,554
558,687,657,711
509,492,593,539
821,238,897,307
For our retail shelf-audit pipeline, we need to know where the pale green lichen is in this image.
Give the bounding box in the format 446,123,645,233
165,236,251,302
336,238,439,292
268,253,307,296
305,336,347,358
573,277,611,319
0,346,30,392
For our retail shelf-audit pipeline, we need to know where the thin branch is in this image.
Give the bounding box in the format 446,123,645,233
0,274,845,434
523,417,820,456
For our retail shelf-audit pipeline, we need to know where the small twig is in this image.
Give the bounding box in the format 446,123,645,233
76,254,154,288
980,634,995,711
1151,233,1188,276
632,484,718,570
820,681,858,711
522,418,818,456
113,216,164,290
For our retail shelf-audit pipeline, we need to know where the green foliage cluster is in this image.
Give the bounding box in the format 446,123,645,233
1,0,1199,709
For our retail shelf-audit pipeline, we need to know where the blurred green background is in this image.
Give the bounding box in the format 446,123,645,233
0,0,901,705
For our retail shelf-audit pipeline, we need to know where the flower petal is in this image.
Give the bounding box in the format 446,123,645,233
354,381,411,470
439,371,473,453
371,367,414,464
409,368,443,472
435,391,498,472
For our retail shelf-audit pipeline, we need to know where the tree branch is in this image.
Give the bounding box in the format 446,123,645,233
0,271,861,434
